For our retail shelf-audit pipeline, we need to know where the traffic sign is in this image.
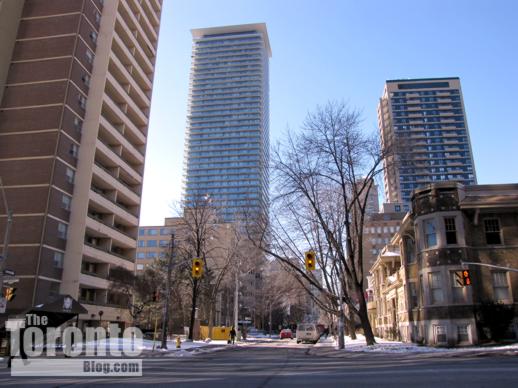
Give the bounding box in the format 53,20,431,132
3,269,15,276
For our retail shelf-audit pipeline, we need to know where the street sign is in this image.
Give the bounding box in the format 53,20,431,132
0,297,6,314
3,276,19,284
3,269,15,276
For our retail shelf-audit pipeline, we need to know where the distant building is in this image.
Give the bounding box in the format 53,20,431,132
362,202,406,292
368,182,518,346
136,225,174,271
183,23,271,222
379,77,477,209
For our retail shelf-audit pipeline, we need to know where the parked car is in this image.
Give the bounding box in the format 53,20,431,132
280,329,293,339
296,323,320,344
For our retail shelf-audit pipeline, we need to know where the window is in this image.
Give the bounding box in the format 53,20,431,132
444,217,457,245
147,229,158,236
69,143,79,158
404,237,415,263
57,223,68,239
137,240,145,247
139,229,145,236
457,325,469,343
53,251,64,268
78,94,86,109
89,31,98,43
424,219,437,248
73,116,82,132
66,167,75,184
86,50,94,64
492,271,510,301
136,264,144,270
61,194,71,211
435,325,447,344
146,252,157,258
82,74,91,87
136,252,145,259
484,219,502,245
395,205,401,212
94,11,101,26
48,282,60,301
428,272,443,304
409,282,418,308
146,240,157,247
159,240,169,247
451,271,465,303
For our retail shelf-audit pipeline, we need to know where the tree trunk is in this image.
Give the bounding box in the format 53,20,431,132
347,311,356,340
188,279,198,341
357,291,375,345
207,297,215,339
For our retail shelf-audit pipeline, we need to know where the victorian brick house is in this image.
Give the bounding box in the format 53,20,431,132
368,182,518,346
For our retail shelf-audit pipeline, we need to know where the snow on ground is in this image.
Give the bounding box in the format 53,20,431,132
315,334,518,354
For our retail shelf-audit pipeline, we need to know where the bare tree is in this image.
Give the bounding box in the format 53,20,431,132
248,101,393,345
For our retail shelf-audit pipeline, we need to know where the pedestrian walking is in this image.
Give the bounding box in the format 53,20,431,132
229,327,236,345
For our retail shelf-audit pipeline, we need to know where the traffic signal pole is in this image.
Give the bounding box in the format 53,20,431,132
460,261,518,273
161,233,175,349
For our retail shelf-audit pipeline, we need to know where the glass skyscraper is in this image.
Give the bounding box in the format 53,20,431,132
184,23,271,221
378,77,477,208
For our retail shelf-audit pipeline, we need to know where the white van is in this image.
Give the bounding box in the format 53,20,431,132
296,323,320,344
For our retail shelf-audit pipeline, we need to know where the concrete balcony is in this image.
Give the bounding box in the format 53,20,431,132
96,138,143,184
115,14,153,74
112,33,152,91
128,0,158,42
83,243,134,270
99,116,145,165
89,188,139,226
80,272,110,290
86,216,136,249
109,52,150,108
119,0,156,58
106,73,148,126
141,0,160,27
103,94,146,144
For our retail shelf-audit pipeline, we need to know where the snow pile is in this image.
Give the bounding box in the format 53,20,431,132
316,334,518,354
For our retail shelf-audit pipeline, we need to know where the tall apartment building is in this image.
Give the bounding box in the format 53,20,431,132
184,23,271,222
379,77,477,209
0,0,162,328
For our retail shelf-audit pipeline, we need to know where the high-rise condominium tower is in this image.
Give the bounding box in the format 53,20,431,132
378,77,477,208
184,23,271,222
0,0,162,327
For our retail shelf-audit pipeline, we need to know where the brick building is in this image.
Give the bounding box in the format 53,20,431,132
369,182,518,346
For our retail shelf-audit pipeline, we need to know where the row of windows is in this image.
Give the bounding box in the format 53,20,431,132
195,36,262,47
138,228,173,236
190,113,260,123
191,120,260,128
393,109,464,118
394,116,465,124
191,109,261,118
391,102,462,110
188,161,259,169
391,89,460,98
394,124,465,131
364,225,400,235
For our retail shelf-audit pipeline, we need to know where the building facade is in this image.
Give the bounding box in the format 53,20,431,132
369,182,518,346
136,224,173,271
379,77,477,209
0,0,162,328
183,23,271,222
362,202,405,293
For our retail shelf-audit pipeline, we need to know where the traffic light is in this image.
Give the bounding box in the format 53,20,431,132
304,251,316,271
192,258,203,279
3,286,16,301
462,270,471,286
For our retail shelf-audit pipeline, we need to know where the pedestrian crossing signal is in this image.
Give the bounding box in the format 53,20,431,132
305,251,316,271
192,258,203,279
462,270,471,286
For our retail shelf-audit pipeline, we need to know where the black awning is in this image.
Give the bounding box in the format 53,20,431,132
23,295,87,329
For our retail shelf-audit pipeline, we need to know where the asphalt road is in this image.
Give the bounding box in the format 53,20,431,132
1,341,518,387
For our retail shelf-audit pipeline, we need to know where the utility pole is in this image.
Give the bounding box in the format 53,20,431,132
233,270,239,332
0,177,13,292
161,233,175,349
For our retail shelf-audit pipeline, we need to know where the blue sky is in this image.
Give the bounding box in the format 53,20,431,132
139,0,518,225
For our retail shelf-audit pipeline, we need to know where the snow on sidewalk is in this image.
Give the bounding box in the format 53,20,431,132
315,334,518,354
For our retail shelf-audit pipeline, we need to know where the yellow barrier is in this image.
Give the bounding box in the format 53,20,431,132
199,326,231,340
